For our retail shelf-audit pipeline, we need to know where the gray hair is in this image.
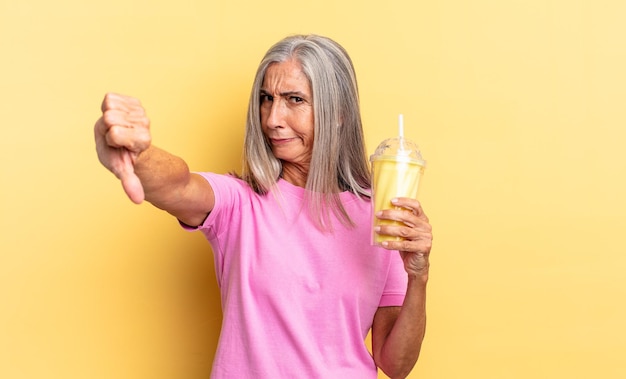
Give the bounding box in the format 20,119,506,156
241,34,371,230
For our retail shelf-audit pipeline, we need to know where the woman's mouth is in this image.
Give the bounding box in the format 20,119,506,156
270,137,295,145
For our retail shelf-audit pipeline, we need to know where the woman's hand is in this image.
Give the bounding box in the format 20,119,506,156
375,197,433,279
94,93,152,204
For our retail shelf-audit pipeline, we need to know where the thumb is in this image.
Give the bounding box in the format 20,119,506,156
120,171,145,204
117,151,145,204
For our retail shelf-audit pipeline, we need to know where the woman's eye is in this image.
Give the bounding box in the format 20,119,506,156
290,96,303,103
260,94,273,103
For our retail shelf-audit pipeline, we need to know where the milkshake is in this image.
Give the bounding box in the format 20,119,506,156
370,115,426,245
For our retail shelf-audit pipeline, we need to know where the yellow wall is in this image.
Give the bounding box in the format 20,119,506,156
1,0,625,378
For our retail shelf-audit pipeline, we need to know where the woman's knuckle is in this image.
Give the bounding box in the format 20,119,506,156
102,112,115,126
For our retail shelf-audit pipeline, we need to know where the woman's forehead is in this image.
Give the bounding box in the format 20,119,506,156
262,60,311,93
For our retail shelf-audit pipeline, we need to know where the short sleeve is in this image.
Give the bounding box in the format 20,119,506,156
378,251,408,307
178,172,242,239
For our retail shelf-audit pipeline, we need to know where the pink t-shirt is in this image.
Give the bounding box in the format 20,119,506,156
188,173,407,378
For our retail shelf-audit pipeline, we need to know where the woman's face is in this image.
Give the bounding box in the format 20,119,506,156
260,59,314,167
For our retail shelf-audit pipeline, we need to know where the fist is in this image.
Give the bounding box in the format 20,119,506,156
94,93,152,203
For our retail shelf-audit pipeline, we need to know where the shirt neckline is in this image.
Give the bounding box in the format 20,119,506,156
276,178,364,204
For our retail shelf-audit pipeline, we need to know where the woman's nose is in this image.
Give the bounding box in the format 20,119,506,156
265,100,285,129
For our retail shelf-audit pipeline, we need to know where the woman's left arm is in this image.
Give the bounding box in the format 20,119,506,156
371,197,432,379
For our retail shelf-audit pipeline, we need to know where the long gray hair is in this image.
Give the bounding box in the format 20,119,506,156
241,34,371,230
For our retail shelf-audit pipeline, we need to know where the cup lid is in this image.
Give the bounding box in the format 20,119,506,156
370,137,426,166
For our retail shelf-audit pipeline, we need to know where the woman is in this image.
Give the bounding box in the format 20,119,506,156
95,34,432,379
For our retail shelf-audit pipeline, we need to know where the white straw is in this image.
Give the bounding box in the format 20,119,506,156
398,114,404,138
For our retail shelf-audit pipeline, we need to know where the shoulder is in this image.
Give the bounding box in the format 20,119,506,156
195,172,253,195
191,172,255,214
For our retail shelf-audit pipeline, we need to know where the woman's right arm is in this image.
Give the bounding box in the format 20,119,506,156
94,93,214,227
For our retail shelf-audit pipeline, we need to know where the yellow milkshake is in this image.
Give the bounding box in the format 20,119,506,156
370,119,426,245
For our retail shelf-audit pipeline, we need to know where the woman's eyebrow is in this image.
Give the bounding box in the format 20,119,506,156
260,89,308,98
279,91,307,97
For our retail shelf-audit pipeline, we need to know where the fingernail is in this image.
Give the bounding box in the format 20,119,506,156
374,226,381,232
375,211,383,217
391,198,399,204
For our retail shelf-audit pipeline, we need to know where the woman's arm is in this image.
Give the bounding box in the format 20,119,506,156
94,93,214,226
372,277,427,378
371,197,432,378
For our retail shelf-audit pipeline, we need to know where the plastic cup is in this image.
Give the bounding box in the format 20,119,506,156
370,136,426,246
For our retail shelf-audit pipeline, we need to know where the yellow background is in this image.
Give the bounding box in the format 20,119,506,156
1,0,625,378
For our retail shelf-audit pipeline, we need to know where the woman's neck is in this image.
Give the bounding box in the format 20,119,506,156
281,162,309,188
